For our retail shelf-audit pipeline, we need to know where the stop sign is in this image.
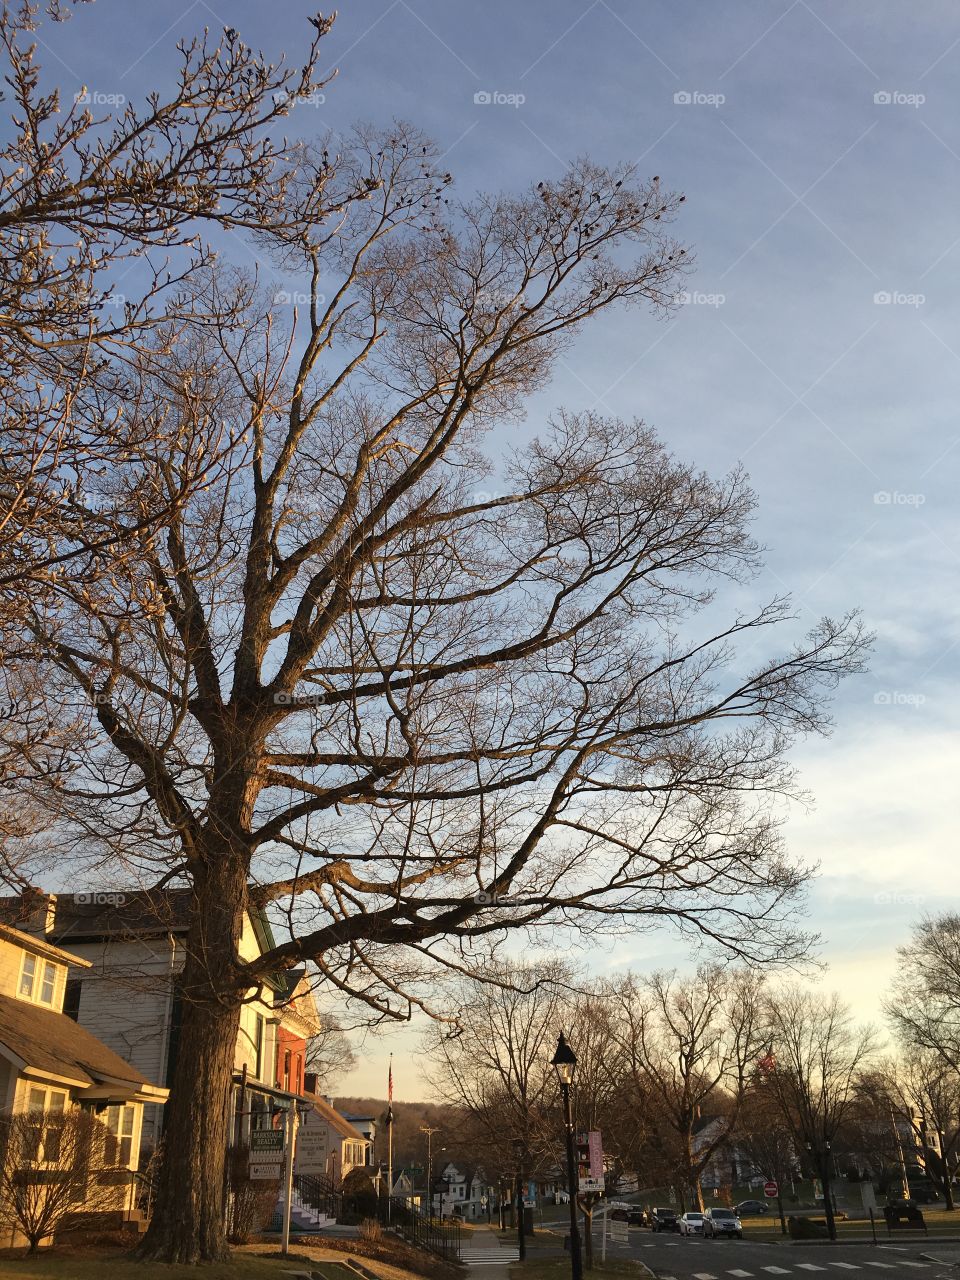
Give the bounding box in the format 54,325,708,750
764,1181,778,1198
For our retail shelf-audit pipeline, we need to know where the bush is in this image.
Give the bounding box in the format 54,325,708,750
787,1215,829,1239
228,1147,280,1244
359,1217,383,1242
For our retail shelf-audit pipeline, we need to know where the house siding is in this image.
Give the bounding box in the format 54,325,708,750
59,936,178,1151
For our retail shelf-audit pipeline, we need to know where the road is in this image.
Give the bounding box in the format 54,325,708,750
537,1219,956,1280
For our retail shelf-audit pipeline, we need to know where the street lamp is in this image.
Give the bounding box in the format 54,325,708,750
805,1138,836,1241
551,1032,583,1280
513,1137,527,1261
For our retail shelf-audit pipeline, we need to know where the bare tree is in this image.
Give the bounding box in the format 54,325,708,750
733,1084,800,1234
862,1051,960,1209
612,967,766,1210
306,1014,357,1092
0,1107,120,1253
423,960,572,1185
761,988,875,1240
887,915,960,1073
10,23,869,1255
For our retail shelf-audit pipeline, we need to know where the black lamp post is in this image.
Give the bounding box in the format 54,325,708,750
805,1138,836,1241
513,1137,526,1261
551,1032,583,1280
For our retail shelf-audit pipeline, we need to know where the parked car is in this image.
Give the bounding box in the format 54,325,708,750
702,1207,743,1239
678,1211,705,1236
650,1206,679,1232
735,1199,770,1216
627,1208,647,1226
609,1207,629,1221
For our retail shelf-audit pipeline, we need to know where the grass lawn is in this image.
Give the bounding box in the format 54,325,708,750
0,1239,443,1280
509,1258,652,1280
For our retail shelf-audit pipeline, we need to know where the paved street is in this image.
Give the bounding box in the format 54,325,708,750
537,1220,957,1280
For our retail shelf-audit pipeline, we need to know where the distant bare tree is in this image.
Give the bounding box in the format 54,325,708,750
861,1051,960,1209
733,1085,800,1233
762,988,875,1240
0,1107,118,1253
612,968,767,1210
423,960,572,1180
887,915,960,1073
306,1015,357,1092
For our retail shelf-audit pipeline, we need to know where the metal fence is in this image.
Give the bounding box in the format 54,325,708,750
382,1195,462,1261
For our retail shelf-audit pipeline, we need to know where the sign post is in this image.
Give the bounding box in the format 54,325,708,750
281,1107,300,1257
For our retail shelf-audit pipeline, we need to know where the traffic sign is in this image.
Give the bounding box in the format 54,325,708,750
764,1180,778,1198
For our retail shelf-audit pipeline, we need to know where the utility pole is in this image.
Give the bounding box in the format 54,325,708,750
420,1125,440,1218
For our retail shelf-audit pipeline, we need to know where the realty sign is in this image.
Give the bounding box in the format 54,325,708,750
250,1129,284,1161
609,1219,629,1243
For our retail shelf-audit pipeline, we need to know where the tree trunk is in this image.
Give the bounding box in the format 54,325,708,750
776,1192,787,1235
582,1204,593,1270
137,858,247,1262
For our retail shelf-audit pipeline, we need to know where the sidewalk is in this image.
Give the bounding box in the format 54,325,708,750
460,1224,521,1275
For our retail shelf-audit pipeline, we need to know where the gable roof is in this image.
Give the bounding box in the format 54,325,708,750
0,922,92,970
0,992,165,1095
0,888,278,964
307,1092,369,1144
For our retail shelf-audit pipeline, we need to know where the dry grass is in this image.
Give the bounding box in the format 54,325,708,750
0,1236,457,1280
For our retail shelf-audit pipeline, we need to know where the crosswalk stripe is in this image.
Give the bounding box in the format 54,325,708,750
863,1264,895,1269
795,1267,827,1273
831,1265,861,1271
692,1272,718,1279
897,1265,929,1269
728,1271,754,1278
761,1269,791,1275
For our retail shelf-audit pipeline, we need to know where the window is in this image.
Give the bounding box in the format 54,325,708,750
17,953,60,1005
105,1104,136,1166
283,1049,291,1092
19,953,36,997
24,1087,67,1163
63,978,83,1021
254,1014,265,1080
40,961,56,1004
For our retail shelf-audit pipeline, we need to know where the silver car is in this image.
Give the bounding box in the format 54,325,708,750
679,1211,705,1236
702,1207,743,1238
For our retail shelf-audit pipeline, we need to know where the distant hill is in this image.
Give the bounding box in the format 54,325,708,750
335,1096,477,1173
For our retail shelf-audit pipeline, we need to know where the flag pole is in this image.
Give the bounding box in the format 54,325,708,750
387,1054,394,1225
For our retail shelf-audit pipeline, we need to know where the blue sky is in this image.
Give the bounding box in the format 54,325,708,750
34,0,959,1097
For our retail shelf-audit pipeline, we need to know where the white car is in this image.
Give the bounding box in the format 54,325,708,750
679,1211,705,1235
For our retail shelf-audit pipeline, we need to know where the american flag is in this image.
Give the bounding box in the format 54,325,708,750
388,1054,393,1102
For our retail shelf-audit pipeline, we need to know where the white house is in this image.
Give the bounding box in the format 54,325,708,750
435,1161,493,1220
0,920,167,1245
0,888,319,1161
